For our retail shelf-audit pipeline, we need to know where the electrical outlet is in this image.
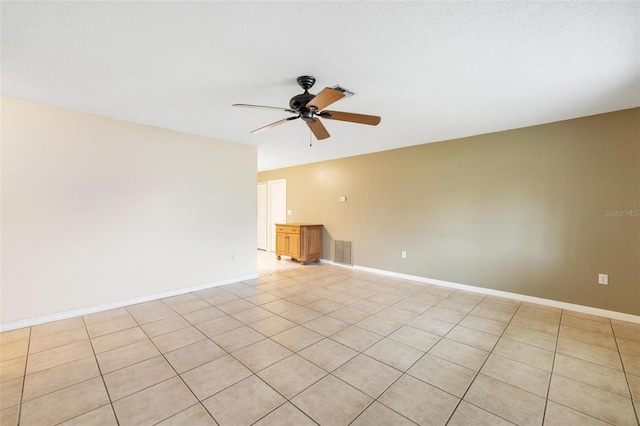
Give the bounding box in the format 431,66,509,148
598,273,608,285
402,251,407,258
287,210,292,216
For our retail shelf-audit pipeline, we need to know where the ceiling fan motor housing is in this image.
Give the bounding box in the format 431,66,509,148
289,92,315,112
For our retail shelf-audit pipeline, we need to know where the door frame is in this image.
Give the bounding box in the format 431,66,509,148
266,179,287,253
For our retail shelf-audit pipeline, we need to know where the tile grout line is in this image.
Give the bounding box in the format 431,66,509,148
547,310,625,425
297,285,488,424
151,286,329,425
131,302,233,425
377,293,489,423
353,293,484,425
340,359,419,426
250,274,428,425
80,315,120,426
15,327,31,426
541,309,563,425
149,402,208,426
290,330,412,425
12,323,131,423
247,362,322,425
440,295,499,424
207,279,345,421
610,316,640,424
442,297,521,426
249,400,318,426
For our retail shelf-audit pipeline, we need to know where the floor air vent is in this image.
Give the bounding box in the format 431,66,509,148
334,240,353,266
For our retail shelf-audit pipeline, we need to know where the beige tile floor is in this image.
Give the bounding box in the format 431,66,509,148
1,259,639,425
257,249,307,275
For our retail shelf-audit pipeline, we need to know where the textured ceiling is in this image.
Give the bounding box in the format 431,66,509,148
2,2,639,171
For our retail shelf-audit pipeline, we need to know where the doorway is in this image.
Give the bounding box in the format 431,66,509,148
257,179,286,252
257,182,267,250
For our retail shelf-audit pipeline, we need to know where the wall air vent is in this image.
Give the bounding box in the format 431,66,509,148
334,240,353,266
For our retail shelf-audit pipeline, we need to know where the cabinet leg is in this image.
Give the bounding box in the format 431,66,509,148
315,258,320,263
277,255,281,260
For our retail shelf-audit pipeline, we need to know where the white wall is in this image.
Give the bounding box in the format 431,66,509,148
1,97,257,325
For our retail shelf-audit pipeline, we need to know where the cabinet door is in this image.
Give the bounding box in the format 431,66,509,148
288,234,300,257
275,233,288,255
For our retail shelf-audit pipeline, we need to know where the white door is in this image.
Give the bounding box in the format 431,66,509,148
257,183,267,250
267,179,286,252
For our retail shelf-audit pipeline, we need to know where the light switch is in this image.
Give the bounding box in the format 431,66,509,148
339,196,347,202
287,210,292,216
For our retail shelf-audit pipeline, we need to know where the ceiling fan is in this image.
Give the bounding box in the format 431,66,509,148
233,76,381,140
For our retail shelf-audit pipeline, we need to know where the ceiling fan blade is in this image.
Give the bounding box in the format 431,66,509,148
320,110,381,126
303,117,330,140
250,116,299,134
233,104,297,114
305,88,345,111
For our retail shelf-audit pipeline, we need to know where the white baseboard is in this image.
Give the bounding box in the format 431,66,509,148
320,259,640,324
4,261,638,331
0,273,259,332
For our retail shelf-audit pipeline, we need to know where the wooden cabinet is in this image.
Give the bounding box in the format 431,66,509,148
275,224,322,263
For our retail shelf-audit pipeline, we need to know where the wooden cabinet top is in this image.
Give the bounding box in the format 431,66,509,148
275,223,323,227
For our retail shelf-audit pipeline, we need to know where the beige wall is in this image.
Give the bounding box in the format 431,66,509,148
1,97,257,325
260,108,640,315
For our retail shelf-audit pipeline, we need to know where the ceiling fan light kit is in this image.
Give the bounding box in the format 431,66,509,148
233,75,381,141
